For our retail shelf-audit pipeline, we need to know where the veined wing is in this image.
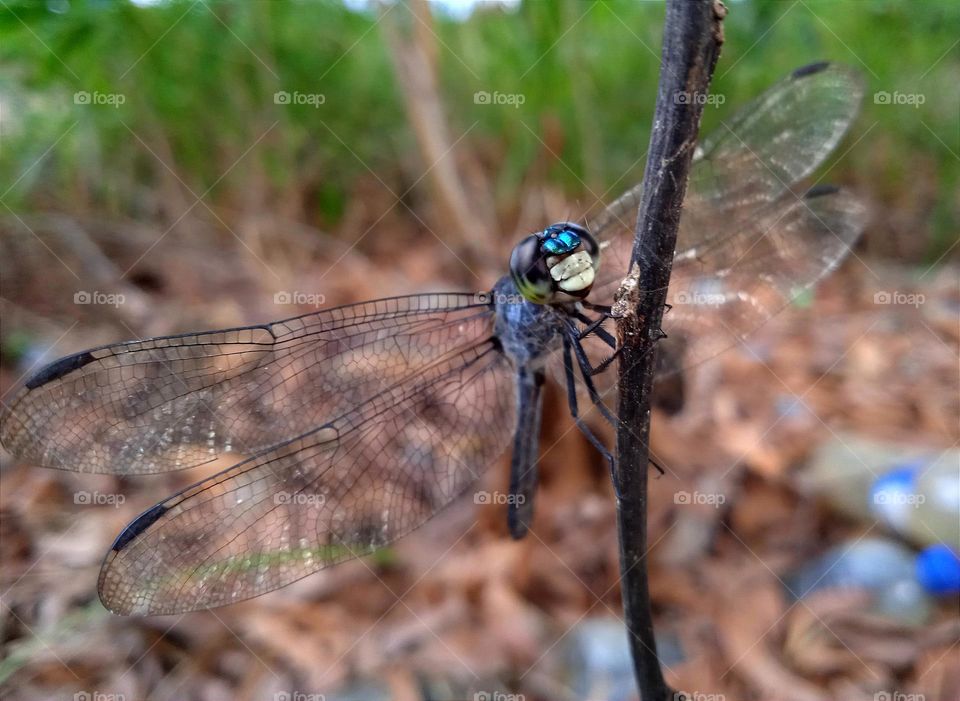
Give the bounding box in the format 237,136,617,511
659,184,865,367
99,337,514,614
0,294,496,474
591,62,865,258
586,62,866,372
688,60,865,216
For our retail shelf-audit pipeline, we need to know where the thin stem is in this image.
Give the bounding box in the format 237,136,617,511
613,1,725,700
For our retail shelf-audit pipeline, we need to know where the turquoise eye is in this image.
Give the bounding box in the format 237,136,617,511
541,228,581,255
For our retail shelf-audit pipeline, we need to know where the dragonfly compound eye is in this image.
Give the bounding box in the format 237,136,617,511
509,223,601,304
509,234,553,304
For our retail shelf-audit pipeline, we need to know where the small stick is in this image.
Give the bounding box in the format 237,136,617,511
613,1,726,699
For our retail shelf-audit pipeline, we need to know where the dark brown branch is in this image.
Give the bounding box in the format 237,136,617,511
613,1,725,700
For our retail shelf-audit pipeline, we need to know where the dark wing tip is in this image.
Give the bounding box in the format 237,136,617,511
805,184,841,198
792,61,831,79
111,503,168,552
25,351,97,389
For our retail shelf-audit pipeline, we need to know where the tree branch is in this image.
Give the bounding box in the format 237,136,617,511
613,2,725,700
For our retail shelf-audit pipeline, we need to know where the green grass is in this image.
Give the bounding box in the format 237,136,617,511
1,0,957,260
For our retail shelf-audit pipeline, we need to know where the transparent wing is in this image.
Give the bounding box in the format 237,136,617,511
0,294,496,474
590,62,865,268
660,185,865,366
99,339,515,614
687,61,866,213
583,62,866,373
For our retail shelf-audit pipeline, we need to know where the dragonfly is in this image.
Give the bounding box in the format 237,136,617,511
0,62,866,616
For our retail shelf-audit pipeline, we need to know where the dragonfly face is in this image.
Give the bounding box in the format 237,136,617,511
0,62,867,615
509,222,601,304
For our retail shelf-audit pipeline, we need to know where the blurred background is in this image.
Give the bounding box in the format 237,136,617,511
0,1,958,700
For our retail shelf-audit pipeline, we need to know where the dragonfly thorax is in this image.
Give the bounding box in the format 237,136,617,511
509,222,600,305
491,275,565,369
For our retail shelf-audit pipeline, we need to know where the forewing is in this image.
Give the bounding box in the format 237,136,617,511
1,294,494,474
98,339,515,615
580,63,865,377
659,185,866,369
590,62,864,297
688,61,865,214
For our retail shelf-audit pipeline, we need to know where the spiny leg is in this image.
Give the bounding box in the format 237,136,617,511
562,333,618,492
571,310,617,349
587,343,622,376
581,301,612,315
563,319,617,426
570,310,621,373
565,321,664,477
579,301,672,350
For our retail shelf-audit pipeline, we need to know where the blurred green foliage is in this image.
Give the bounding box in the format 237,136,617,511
1,0,957,259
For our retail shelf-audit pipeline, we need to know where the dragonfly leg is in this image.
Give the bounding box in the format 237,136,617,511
588,345,623,375
581,301,613,315
562,333,619,497
570,310,620,374
563,320,617,426
565,324,672,482
565,314,621,378
572,310,617,349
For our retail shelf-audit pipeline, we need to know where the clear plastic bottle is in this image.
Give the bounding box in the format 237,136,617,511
870,454,960,549
802,434,959,549
785,537,960,626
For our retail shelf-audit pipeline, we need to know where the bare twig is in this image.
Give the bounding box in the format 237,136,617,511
380,0,495,264
613,1,726,700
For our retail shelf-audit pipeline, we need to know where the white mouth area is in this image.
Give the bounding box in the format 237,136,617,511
547,251,596,292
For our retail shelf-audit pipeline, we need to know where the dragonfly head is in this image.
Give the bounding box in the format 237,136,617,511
509,222,600,305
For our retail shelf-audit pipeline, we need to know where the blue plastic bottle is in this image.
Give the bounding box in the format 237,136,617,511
786,537,960,626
